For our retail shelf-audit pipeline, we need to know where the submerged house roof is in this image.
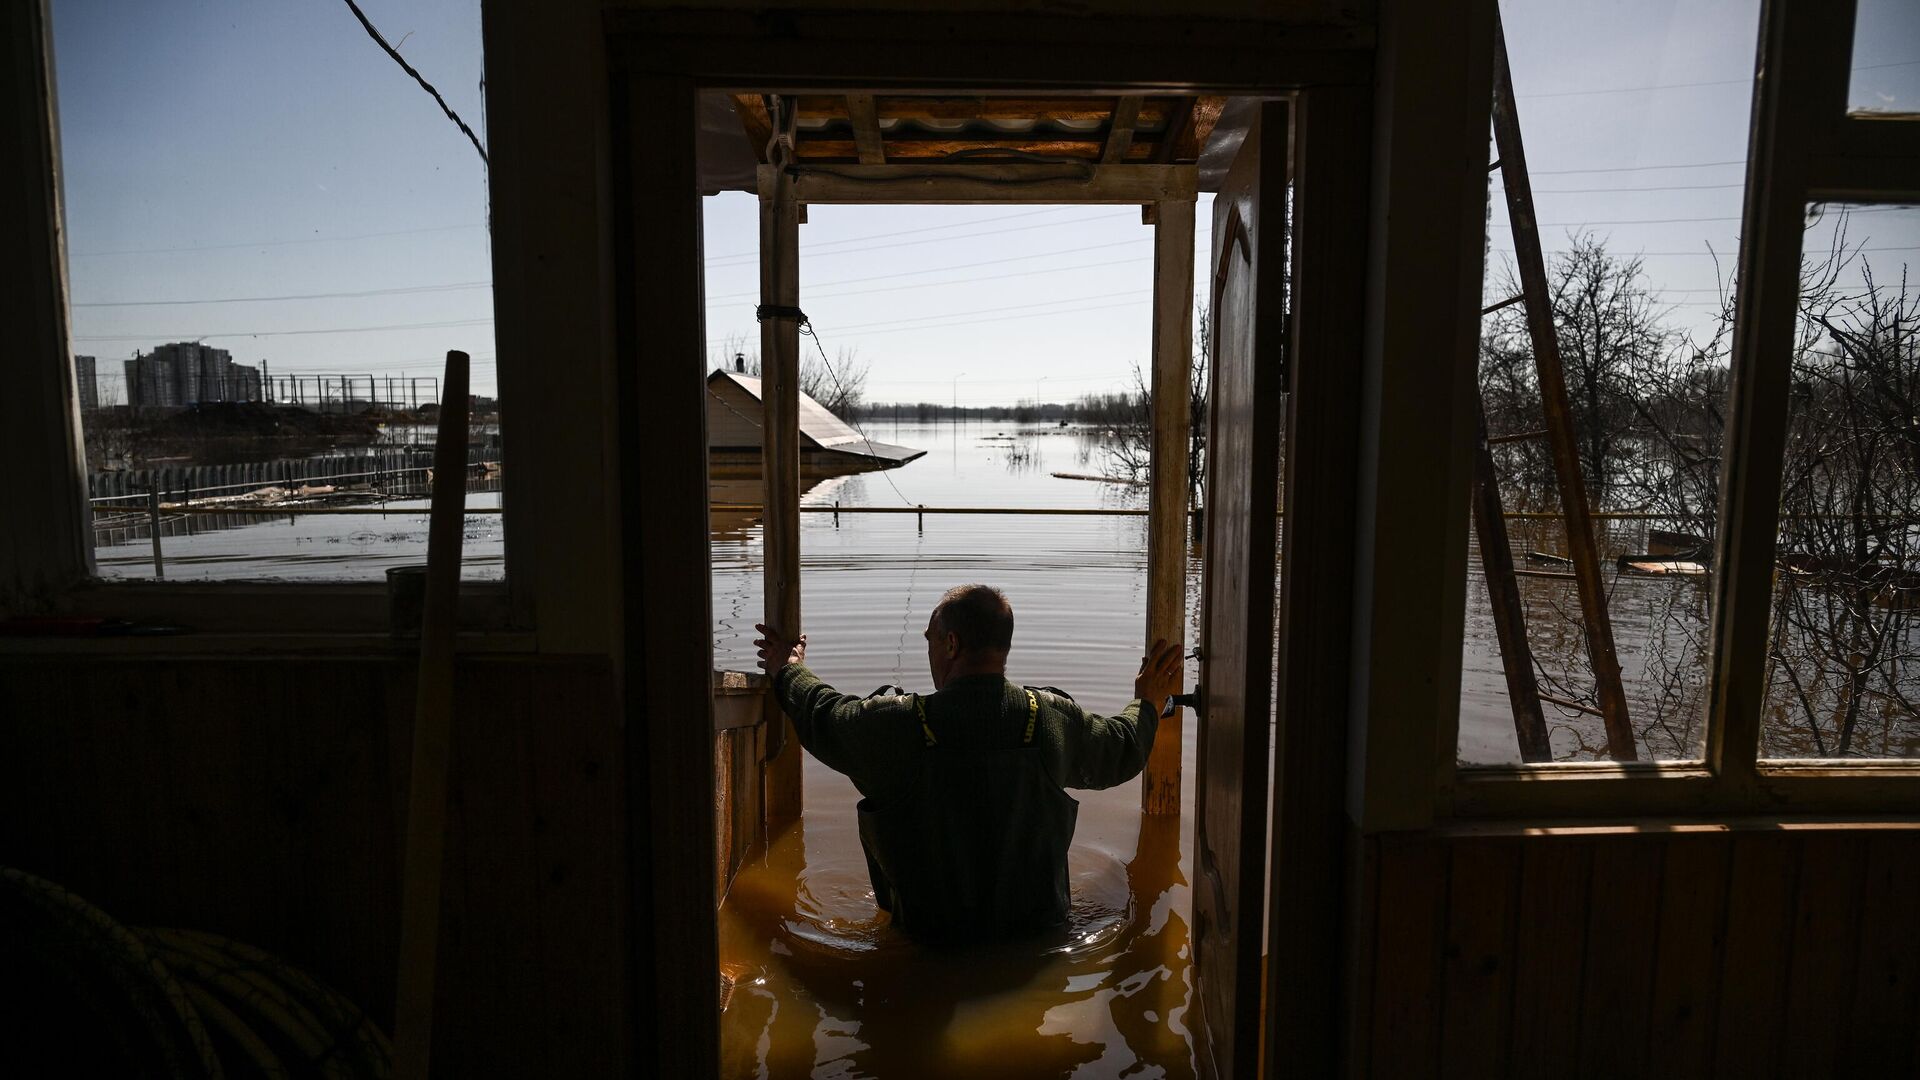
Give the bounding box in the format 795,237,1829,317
706,369,924,471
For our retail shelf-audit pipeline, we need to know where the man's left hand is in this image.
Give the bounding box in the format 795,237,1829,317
754,623,806,677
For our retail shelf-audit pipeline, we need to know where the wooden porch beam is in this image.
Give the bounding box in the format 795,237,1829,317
780,162,1196,204
732,93,772,162
1102,95,1143,164
758,150,804,833
846,92,885,165
1141,196,1196,816
1154,96,1196,164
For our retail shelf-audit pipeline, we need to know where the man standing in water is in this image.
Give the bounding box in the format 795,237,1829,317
754,584,1182,942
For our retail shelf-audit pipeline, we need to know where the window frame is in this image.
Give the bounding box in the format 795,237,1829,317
1,0,538,643
1439,0,1920,821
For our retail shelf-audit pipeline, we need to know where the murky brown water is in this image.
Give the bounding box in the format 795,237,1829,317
717,722,1200,1079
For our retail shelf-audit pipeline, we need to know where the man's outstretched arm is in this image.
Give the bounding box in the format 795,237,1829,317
755,623,918,782
1054,639,1183,790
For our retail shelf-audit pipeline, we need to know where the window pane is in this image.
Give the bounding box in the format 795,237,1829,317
1458,0,1759,764
1760,204,1920,760
1848,0,1920,116
54,0,501,582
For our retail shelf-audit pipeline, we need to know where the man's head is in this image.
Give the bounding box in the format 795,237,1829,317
924,584,1014,689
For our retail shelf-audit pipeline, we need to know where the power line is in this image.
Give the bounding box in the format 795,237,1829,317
703,205,1089,260
704,212,1143,264
1526,159,1745,176
706,253,1153,308
68,222,487,258
71,316,494,342
705,238,1150,300
73,281,493,308
338,0,488,167
1518,59,1920,101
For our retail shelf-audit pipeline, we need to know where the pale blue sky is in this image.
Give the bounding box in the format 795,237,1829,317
52,0,1918,405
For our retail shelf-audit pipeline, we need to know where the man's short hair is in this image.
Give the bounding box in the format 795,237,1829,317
932,584,1015,654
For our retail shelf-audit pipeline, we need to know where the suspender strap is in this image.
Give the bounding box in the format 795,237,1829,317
913,695,938,747
915,686,1036,747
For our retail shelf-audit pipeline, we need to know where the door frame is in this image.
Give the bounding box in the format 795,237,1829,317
601,11,1375,1075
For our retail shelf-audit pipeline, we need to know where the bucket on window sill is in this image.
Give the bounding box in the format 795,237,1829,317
387,565,428,638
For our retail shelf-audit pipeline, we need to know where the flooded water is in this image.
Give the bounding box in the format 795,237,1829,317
92,487,506,581
713,420,1204,1078
708,418,1740,1076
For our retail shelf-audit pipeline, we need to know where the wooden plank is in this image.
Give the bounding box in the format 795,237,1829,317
1471,399,1551,761
731,93,771,162
797,94,1177,124
611,68,719,1077
756,151,804,833
1490,14,1634,761
611,12,1374,93
1153,96,1197,164
1437,839,1519,1077
1780,831,1867,1078
786,163,1196,205
1342,831,1380,1080
1368,837,1449,1080
1262,80,1372,1079
845,92,884,165
0,0,93,603
793,136,1142,160
1101,95,1143,164
392,350,471,1080
1507,840,1594,1074
1644,833,1731,1075
1573,837,1664,1079
1140,196,1194,817
1712,831,1798,1078
1840,830,1920,1074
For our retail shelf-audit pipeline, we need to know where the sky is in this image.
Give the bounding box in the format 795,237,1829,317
50,0,1919,407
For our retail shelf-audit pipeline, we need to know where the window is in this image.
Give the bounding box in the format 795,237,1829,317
1759,203,1920,759
52,0,501,583
1847,0,1920,116
1457,0,1760,765
1445,0,1920,815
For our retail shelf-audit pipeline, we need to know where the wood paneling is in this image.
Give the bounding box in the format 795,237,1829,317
1352,826,1920,1078
0,654,627,1075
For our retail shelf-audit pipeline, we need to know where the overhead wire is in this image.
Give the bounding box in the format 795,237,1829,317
338,0,489,167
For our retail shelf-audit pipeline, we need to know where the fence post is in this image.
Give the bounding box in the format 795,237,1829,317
147,485,165,579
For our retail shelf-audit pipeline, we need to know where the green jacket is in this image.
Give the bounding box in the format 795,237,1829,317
773,663,1157,940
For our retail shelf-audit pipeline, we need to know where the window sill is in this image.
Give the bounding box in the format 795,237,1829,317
44,578,517,636
0,629,538,657
1443,760,1920,820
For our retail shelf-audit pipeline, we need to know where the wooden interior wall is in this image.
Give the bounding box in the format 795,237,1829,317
1349,825,1920,1078
0,654,629,1075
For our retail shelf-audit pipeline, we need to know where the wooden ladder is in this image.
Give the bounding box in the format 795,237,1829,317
1472,11,1637,763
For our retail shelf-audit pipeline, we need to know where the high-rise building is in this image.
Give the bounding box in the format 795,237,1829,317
73,355,98,411
123,343,263,408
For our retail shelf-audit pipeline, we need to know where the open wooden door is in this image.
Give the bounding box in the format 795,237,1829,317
1191,100,1289,1080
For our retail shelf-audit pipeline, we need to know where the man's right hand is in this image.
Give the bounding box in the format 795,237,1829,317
754,623,806,678
1133,638,1183,713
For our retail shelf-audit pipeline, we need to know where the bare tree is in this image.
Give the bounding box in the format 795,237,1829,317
1100,304,1211,498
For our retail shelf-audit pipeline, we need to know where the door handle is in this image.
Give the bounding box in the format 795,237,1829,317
1161,689,1202,719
